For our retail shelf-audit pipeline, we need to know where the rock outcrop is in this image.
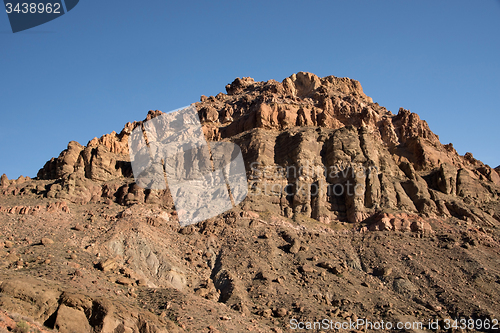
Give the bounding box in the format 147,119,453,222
0,276,177,333
0,201,70,215
6,72,497,228
198,73,499,226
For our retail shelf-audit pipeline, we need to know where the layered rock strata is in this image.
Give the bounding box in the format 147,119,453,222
24,72,500,229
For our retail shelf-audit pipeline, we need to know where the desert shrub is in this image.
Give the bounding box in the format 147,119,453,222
14,321,30,333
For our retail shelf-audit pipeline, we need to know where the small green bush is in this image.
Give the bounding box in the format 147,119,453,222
14,320,30,333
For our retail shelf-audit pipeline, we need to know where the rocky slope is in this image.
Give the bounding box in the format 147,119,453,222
0,72,499,332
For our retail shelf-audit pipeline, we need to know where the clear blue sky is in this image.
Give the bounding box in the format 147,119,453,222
1,1,499,179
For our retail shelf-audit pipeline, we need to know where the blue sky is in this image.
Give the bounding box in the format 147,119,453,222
1,1,499,179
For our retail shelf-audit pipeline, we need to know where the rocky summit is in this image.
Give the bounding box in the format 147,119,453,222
0,72,499,333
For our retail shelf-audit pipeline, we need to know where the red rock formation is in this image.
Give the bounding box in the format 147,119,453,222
0,201,70,215
29,72,500,227
0,174,8,188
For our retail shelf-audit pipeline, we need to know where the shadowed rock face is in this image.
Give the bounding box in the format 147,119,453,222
33,72,500,228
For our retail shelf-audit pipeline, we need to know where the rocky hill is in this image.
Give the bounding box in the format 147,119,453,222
0,72,499,332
